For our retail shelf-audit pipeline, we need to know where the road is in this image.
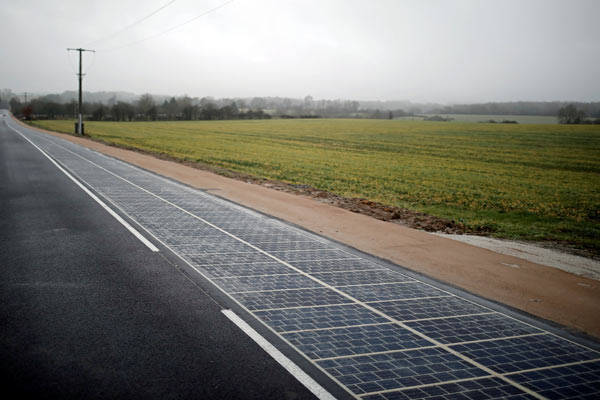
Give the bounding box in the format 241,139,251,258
1,111,599,400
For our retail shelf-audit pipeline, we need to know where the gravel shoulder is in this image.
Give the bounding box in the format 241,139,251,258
434,233,600,281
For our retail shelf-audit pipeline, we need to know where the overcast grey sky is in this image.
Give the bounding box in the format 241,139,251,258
1,0,598,103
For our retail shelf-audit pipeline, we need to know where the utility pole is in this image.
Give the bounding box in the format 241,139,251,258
67,48,95,135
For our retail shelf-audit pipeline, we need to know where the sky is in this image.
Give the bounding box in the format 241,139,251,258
1,0,599,103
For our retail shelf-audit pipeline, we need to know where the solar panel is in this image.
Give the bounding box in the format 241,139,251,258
23,127,600,399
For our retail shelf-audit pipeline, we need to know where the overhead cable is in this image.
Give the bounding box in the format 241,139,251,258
98,0,235,52
86,0,178,47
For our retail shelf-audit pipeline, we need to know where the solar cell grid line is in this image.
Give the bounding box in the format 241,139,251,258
199,263,297,279
403,313,545,345
222,276,327,294
19,126,600,398
253,302,374,313
449,335,600,375
311,270,415,287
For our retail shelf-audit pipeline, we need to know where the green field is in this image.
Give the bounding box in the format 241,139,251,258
32,119,600,254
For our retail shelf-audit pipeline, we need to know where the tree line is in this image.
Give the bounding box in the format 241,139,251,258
2,88,599,122
431,101,600,118
557,104,599,124
6,94,271,121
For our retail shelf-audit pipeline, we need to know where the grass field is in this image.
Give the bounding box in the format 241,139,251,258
32,119,600,254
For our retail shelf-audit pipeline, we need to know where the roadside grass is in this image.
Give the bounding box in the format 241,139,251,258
31,119,600,254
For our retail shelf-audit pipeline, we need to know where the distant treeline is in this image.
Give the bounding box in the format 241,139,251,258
6,95,271,121
431,101,600,118
2,88,599,121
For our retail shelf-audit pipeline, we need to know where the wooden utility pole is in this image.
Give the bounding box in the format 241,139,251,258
67,48,95,135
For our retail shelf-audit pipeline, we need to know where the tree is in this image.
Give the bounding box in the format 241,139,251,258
9,97,22,113
303,95,313,110
250,97,266,110
112,102,135,121
165,97,179,119
137,93,155,120
558,104,585,124
91,104,107,121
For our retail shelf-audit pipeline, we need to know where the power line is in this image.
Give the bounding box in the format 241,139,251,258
98,0,235,52
86,0,178,47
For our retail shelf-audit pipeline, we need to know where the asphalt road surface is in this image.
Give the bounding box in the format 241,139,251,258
1,111,599,400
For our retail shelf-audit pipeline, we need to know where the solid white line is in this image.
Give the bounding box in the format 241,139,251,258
9,125,159,252
221,309,337,400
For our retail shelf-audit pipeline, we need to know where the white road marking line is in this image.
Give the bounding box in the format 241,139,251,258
221,309,337,400
9,125,159,252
